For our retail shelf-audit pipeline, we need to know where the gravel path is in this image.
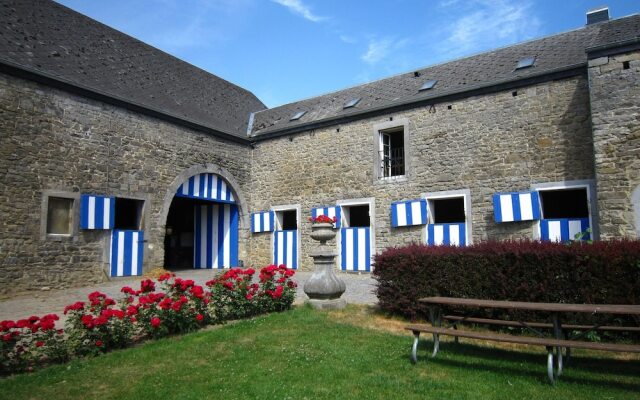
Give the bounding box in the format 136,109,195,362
0,270,377,323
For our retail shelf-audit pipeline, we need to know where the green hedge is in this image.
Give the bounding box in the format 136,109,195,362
373,240,640,327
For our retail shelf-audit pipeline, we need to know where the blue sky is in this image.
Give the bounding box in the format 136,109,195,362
55,0,638,108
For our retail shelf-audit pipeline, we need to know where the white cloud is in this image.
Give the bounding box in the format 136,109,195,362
272,0,325,22
361,37,409,65
439,0,541,56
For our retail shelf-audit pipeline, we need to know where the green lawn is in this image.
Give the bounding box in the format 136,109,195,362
1,305,638,399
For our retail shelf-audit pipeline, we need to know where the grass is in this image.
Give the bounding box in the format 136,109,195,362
1,305,639,399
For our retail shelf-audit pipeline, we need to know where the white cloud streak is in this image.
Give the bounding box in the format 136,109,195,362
439,0,541,56
272,0,325,22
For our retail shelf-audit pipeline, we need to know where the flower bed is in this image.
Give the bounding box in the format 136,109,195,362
1,265,297,374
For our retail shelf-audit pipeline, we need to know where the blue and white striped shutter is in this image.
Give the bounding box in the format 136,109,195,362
540,218,590,242
80,194,115,229
340,227,371,272
194,204,239,269
391,199,427,227
493,192,541,222
176,173,235,203
251,211,275,233
110,230,144,277
311,206,341,228
427,223,466,246
273,230,298,269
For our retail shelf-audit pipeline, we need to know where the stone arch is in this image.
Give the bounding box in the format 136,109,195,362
633,185,640,238
159,164,249,232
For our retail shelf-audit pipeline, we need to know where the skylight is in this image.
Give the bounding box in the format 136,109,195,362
516,57,536,70
343,98,361,109
290,111,306,121
419,80,437,91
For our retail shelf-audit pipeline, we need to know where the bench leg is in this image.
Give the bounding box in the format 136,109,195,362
432,332,440,358
546,346,557,385
411,332,420,364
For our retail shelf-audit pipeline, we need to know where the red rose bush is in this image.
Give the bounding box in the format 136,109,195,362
1,265,297,375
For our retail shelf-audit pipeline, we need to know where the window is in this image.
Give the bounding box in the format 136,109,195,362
46,197,74,235
379,128,405,178
276,209,298,230
343,205,370,227
539,188,589,219
430,197,465,223
114,198,144,230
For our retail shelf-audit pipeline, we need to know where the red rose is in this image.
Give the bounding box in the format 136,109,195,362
2,334,12,342
36,341,45,347
196,314,204,322
96,340,103,347
150,317,161,328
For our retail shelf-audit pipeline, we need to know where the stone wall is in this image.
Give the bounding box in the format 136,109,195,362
248,76,595,270
0,73,252,296
588,50,640,239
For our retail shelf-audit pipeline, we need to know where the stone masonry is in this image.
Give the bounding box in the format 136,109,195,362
248,76,595,269
588,50,640,239
0,73,252,296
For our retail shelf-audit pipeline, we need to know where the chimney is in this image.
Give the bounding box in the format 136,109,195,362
587,6,610,25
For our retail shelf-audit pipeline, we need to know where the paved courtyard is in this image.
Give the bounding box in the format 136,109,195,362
0,270,377,323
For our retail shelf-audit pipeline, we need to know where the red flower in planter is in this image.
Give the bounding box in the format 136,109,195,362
150,317,161,328
309,215,337,224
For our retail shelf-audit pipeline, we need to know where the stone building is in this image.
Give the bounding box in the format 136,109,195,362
0,1,638,295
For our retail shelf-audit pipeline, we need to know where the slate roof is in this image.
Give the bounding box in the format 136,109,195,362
250,14,640,137
0,0,266,138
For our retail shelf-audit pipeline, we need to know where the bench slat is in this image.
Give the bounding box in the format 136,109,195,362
405,324,640,353
443,315,640,332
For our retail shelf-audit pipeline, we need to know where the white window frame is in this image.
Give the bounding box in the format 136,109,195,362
372,118,409,183
423,189,473,245
531,180,598,240
336,198,376,272
271,204,301,268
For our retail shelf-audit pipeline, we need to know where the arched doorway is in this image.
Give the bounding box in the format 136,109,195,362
164,173,239,270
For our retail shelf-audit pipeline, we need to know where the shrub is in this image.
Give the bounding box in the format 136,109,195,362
1,314,66,373
373,240,640,325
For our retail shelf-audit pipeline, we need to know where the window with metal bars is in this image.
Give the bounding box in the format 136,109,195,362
379,129,405,178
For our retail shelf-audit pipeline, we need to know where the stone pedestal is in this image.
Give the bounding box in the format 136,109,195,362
303,223,346,309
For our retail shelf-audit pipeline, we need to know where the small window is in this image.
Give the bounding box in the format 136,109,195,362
343,98,361,109
342,205,370,228
419,79,437,91
516,57,535,70
430,197,466,223
540,188,589,219
114,198,144,230
290,111,306,121
277,210,298,230
47,197,74,235
379,128,405,178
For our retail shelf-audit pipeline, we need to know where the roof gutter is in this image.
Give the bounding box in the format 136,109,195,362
250,64,587,142
0,59,252,146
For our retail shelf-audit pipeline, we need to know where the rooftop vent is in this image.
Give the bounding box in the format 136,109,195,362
290,111,306,121
516,56,536,70
419,79,437,91
587,6,609,25
343,98,361,109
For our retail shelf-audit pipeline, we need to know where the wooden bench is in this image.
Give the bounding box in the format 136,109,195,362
443,315,640,333
405,324,640,383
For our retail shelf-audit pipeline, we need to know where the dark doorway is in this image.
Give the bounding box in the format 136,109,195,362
280,210,297,230
164,197,195,269
346,205,370,227
431,197,465,223
540,188,589,219
114,198,144,230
